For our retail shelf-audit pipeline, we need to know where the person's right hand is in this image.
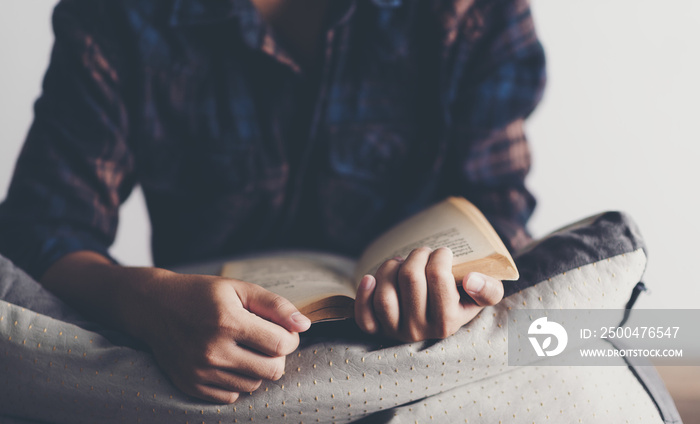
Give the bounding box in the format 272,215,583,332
122,269,311,403
42,252,311,403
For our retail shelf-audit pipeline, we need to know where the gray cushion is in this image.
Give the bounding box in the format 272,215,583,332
0,212,681,423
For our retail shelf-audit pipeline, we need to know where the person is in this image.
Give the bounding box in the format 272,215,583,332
0,0,545,404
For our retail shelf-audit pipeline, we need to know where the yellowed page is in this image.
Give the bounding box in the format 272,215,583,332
221,252,356,308
353,198,497,284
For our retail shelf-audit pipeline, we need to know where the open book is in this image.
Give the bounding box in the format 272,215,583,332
221,197,518,322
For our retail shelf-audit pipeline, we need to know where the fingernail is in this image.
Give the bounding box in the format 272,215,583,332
392,256,404,262
466,274,486,294
291,312,311,326
360,275,376,291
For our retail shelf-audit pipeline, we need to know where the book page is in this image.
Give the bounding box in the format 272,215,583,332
353,198,495,284
221,253,357,308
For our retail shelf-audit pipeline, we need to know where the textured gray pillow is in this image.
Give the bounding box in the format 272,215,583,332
0,212,681,423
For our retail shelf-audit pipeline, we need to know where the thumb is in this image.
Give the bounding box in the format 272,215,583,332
239,283,312,333
462,272,504,307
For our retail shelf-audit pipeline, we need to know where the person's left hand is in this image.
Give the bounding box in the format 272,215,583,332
354,247,504,342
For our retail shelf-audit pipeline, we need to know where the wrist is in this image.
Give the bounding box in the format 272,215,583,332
111,266,176,343
41,251,178,344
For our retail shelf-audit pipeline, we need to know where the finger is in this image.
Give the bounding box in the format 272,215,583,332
455,302,484,332
189,383,240,404
354,274,379,334
372,258,402,335
426,247,459,313
462,272,505,307
239,283,311,333
233,310,301,357
396,247,433,339
206,343,287,382
425,247,462,338
198,368,263,394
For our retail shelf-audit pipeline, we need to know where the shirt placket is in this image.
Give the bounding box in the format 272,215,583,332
261,16,351,242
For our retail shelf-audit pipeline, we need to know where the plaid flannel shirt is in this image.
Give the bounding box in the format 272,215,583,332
0,0,545,279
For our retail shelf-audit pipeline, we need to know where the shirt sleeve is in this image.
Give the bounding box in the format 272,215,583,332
0,1,134,280
446,0,546,252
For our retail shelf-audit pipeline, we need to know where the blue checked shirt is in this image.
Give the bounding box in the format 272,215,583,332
0,0,545,279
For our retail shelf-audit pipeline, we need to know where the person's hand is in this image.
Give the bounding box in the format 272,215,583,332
121,269,311,404
40,251,311,404
353,247,504,342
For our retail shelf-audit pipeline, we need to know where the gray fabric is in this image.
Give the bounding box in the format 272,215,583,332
506,211,646,297
0,211,678,423
0,257,142,350
0,257,84,327
629,365,683,424
612,339,683,424
352,364,663,424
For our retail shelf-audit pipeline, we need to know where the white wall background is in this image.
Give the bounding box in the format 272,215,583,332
1,1,699,309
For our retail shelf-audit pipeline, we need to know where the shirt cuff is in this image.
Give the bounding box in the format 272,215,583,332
0,225,118,281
